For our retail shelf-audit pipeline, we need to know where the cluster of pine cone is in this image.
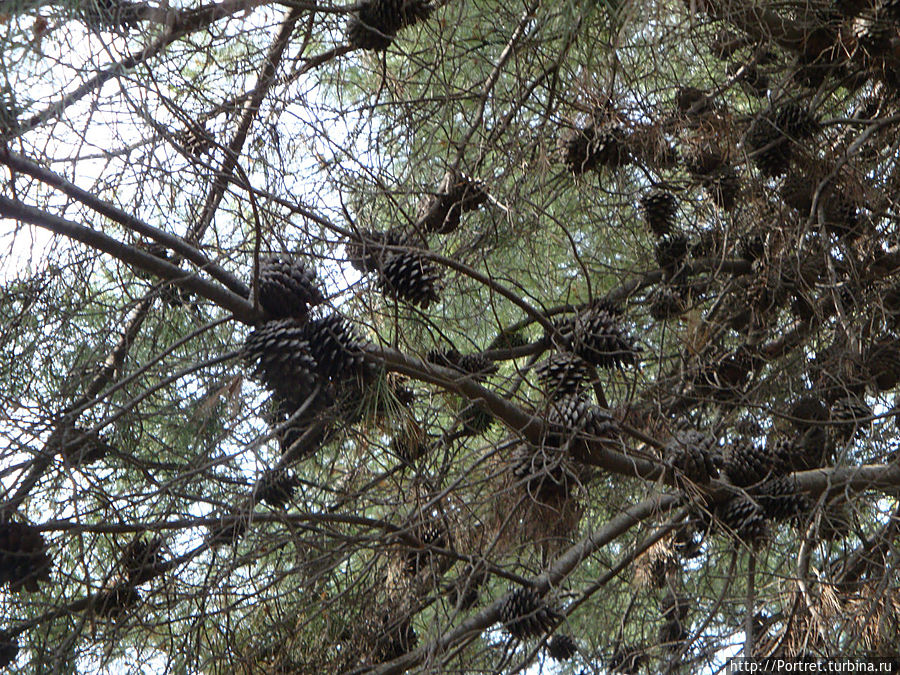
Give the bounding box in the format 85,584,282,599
496,587,578,661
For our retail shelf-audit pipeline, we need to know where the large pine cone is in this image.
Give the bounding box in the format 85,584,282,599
546,395,618,447
664,429,720,485
534,352,592,399
640,188,677,238
754,475,811,521
304,314,370,380
258,256,324,320
865,337,900,391
95,583,141,618
498,587,559,639
0,522,52,593
723,438,772,486
558,307,640,369
244,318,319,398
717,496,769,545
377,252,442,308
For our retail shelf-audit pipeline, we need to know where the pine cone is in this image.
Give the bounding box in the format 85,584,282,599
95,583,141,618
345,228,409,273
375,613,418,661
774,103,821,140
664,429,720,485
754,475,811,521
561,122,631,173
608,644,647,674
121,536,165,585
747,120,792,177
244,318,320,398
788,396,829,431
830,396,872,442
258,256,324,320
377,252,442,308
717,496,769,545
723,438,772,486
546,634,578,661
50,425,113,467
404,521,448,576
684,141,726,178
417,171,488,233
498,588,559,639
345,0,432,51
303,314,370,380
534,352,592,399
511,445,577,502
655,233,690,274
257,468,302,508
559,308,640,369
0,522,51,593
704,165,741,211
546,395,618,447
865,337,900,391
640,188,677,238
649,285,687,320
459,402,495,436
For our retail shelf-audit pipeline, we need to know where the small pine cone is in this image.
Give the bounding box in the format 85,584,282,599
568,308,641,369
561,122,631,173
747,120,792,177
684,141,726,178
775,103,821,140
457,353,499,378
346,0,432,51
257,468,302,508
377,252,442,308
705,166,741,211
95,583,141,618
375,614,418,661
50,425,113,467
608,644,647,674
865,338,900,391
546,634,578,661
499,588,559,639
490,329,528,351
534,352,592,399
655,233,689,274
303,314,369,380
0,522,52,593
459,402,495,436
244,318,319,397
511,444,577,502
345,228,409,273
640,188,677,238
664,429,720,485
404,521,448,575
673,521,704,559
717,496,769,544
121,537,164,585
788,396,829,431
659,618,689,651
649,285,687,320
723,438,772,486
0,632,18,668
258,256,324,320
830,396,872,442
418,172,488,233
754,476,811,521
824,190,863,239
